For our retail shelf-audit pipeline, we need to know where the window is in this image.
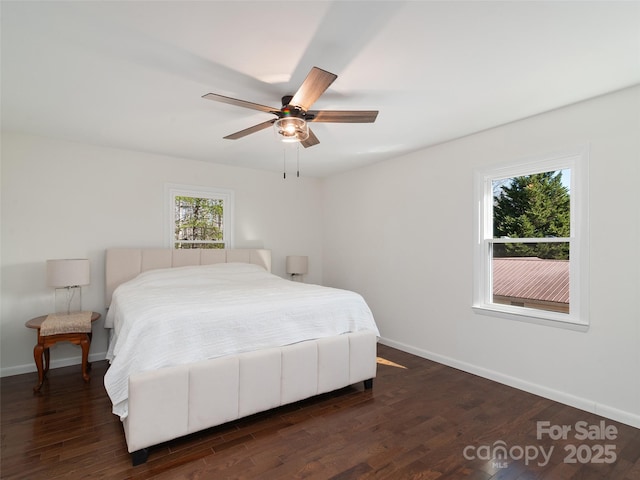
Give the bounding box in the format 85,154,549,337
165,184,234,249
473,148,589,329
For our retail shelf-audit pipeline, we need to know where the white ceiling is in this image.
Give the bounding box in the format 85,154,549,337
2,1,639,177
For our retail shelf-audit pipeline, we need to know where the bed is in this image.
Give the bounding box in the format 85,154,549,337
104,248,379,465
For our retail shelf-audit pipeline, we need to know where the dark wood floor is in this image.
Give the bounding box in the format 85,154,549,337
1,344,639,479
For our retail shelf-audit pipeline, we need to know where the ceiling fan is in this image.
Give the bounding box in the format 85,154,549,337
202,66,378,148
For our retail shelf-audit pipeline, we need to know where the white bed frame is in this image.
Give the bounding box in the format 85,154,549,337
105,248,377,465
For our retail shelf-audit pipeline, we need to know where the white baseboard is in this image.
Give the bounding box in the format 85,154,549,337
1,351,107,378
378,337,640,429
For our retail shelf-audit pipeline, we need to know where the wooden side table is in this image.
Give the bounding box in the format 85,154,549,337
25,312,101,392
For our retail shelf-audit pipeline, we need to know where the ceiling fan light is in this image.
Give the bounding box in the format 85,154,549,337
274,117,309,143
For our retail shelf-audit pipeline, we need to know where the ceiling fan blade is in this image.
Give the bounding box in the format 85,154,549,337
290,67,337,111
308,110,379,123
223,119,276,140
203,93,280,114
301,128,320,148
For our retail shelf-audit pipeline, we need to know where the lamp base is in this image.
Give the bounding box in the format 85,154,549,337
54,286,82,315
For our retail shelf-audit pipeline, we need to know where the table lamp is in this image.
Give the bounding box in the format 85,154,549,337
46,259,90,314
286,255,308,282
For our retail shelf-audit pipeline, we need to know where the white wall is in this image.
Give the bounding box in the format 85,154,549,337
1,132,323,375
322,86,640,428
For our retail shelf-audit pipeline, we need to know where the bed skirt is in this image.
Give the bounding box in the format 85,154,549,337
123,330,378,465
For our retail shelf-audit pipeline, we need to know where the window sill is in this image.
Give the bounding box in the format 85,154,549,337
472,304,589,332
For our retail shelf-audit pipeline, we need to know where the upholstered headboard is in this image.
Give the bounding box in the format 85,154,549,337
105,248,271,307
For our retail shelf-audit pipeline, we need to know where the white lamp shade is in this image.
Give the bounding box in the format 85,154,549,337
286,256,308,275
47,259,91,287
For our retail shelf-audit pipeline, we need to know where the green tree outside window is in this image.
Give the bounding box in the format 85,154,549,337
174,196,225,249
493,171,570,260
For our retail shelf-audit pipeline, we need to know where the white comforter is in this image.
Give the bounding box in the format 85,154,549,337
104,263,379,419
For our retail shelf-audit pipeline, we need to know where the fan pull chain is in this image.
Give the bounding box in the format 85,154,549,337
282,145,302,179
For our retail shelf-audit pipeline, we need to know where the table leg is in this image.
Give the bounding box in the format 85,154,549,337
80,334,90,382
33,343,45,392
86,332,93,371
44,347,50,374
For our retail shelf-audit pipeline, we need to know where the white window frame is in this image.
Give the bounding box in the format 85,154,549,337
165,183,235,249
472,147,589,330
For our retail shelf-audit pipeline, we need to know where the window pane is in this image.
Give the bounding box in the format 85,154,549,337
174,196,224,246
492,242,570,314
492,170,570,239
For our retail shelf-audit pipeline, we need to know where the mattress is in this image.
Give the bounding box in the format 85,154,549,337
104,262,379,419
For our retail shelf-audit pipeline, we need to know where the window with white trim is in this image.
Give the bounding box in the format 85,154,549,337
473,148,589,329
165,184,234,249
